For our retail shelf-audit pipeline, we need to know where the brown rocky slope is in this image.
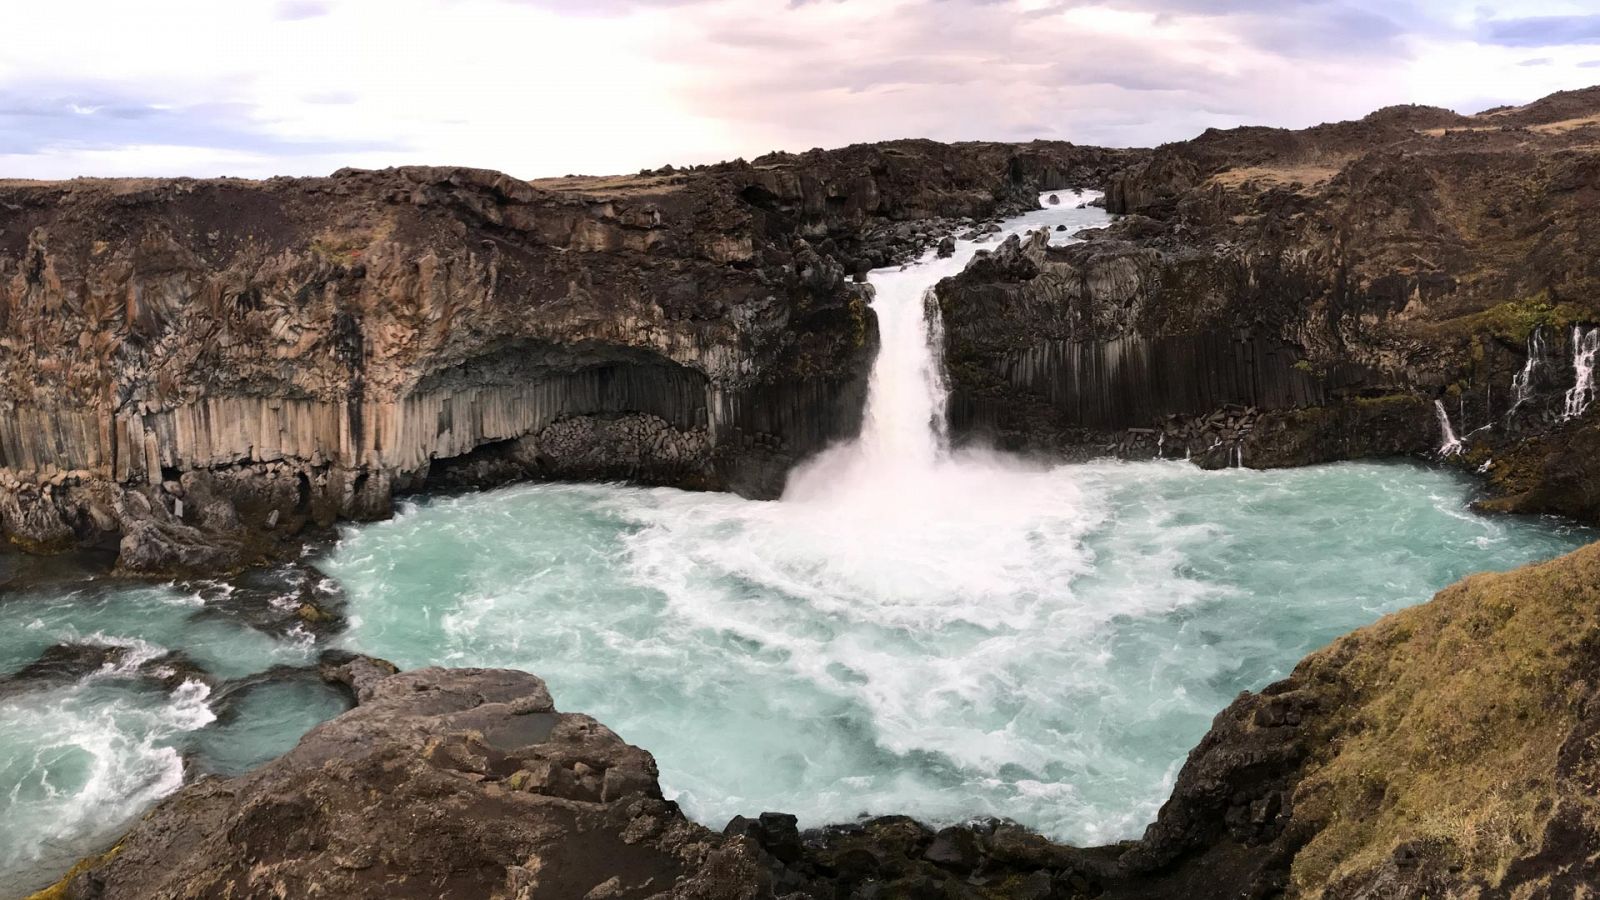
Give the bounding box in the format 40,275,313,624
39,540,1600,899
935,86,1600,498
0,140,1136,574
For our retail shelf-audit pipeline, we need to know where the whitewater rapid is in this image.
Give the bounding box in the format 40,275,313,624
0,577,348,897
323,192,1595,842
3,192,1596,897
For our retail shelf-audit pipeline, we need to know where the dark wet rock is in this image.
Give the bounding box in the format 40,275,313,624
724,812,803,865
317,649,400,703
923,826,982,872
935,87,1600,506
51,667,775,900
1047,194,1060,205
3,642,134,686
936,236,956,258
116,518,245,576
0,642,211,696
0,140,1142,574
164,559,351,647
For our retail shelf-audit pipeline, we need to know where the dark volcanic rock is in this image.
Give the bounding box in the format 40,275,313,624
0,139,1142,575
56,666,779,900
935,87,1600,503
0,642,211,696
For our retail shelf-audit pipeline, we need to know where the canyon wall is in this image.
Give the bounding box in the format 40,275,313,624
936,88,1600,485
0,140,1138,572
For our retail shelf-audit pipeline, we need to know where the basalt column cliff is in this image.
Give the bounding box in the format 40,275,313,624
936,88,1600,496
0,142,1136,573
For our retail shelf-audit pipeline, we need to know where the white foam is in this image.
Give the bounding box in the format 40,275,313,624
78,633,169,678
1434,400,1463,456
0,680,214,885
1509,326,1547,416
320,190,1596,849
1565,326,1600,419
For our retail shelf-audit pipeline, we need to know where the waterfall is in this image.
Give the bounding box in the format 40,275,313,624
783,192,1107,502
1564,326,1600,420
1434,400,1463,457
853,273,952,470
1508,326,1546,416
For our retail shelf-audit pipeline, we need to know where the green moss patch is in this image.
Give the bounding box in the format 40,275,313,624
1455,295,1588,344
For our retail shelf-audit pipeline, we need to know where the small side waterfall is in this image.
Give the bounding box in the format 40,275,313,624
1508,326,1547,416
1564,326,1600,420
1434,400,1463,456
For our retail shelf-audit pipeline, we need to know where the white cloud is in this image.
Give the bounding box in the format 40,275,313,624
0,0,1596,179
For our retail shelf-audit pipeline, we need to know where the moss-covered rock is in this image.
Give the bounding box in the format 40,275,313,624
1110,540,1600,897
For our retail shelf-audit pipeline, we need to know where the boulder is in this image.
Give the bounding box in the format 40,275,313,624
54,666,778,900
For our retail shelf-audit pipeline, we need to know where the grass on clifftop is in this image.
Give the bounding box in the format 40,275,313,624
1452,295,1589,345
1288,540,1600,893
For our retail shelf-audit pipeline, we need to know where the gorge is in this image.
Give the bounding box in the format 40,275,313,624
8,88,1600,899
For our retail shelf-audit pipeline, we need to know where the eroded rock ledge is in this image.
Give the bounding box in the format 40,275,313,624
45,541,1600,898
935,88,1600,497
0,140,1138,574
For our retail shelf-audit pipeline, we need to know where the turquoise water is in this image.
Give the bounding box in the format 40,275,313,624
0,573,350,897
0,191,1593,895
0,463,1591,897
325,460,1594,846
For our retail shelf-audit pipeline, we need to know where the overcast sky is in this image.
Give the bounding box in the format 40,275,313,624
3,0,1598,180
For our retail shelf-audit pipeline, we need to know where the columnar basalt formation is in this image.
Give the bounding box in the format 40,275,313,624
936,88,1600,486
0,140,1136,572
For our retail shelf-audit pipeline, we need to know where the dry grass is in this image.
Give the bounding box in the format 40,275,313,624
0,176,198,193
1286,542,1600,894
527,173,687,198
1419,125,1500,136
1530,114,1600,135
1208,163,1345,191
1419,114,1600,137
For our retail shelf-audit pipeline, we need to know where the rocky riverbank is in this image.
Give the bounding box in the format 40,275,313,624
935,88,1600,511
36,538,1600,898
0,140,1136,575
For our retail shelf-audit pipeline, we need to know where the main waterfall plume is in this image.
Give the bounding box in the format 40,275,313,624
783,194,1096,503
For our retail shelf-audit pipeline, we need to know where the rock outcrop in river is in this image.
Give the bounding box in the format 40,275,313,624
936,87,1600,492
0,141,1136,573
41,540,1600,898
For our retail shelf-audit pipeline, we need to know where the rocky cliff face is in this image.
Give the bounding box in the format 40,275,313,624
936,88,1600,485
0,140,1137,573
44,540,1600,898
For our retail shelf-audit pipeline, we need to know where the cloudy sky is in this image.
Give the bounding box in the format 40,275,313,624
3,0,1598,179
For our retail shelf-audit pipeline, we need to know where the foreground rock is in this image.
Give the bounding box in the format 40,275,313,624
0,140,1136,575
1120,537,1600,897
50,662,765,899
48,542,1600,898
41,659,1119,900
936,87,1600,502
